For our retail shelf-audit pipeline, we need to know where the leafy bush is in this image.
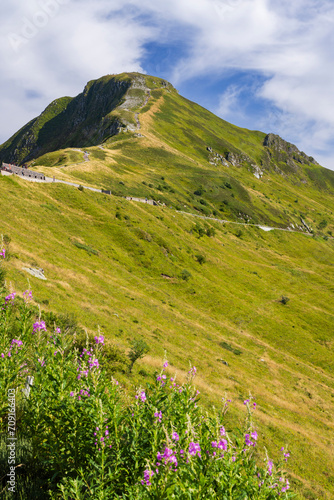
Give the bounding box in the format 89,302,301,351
72,240,99,256
192,223,205,238
128,338,150,373
280,296,290,305
220,341,242,356
180,269,192,281
196,254,206,265
318,219,327,229
206,227,216,237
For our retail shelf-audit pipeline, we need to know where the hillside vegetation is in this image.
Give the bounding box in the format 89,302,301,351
1,73,334,498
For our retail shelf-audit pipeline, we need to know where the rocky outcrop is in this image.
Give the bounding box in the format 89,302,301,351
207,147,252,168
263,133,319,172
0,73,172,165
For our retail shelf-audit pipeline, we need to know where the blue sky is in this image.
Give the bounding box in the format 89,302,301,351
1,0,334,169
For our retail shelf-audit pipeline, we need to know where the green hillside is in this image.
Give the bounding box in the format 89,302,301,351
1,72,334,498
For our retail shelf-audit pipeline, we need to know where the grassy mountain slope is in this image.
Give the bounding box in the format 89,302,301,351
1,72,334,498
1,174,334,499
13,73,333,235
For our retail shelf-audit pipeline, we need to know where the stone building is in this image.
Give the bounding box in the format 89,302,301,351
0,163,46,180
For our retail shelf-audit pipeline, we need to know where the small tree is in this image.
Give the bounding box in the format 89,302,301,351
180,269,192,281
128,338,150,373
196,254,206,265
280,296,290,305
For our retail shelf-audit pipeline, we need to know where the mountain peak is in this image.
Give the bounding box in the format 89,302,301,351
0,73,174,165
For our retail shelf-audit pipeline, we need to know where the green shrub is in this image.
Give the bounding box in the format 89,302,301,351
180,269,192,281
196,254,206,265
206,227,216,237
72,240,98,256
128,338,150,373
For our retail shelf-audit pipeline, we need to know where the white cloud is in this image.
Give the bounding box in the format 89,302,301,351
217,85,246,123
1,0,334,169
0,0,153,142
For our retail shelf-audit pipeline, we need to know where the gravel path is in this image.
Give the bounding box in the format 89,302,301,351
1,171,311,235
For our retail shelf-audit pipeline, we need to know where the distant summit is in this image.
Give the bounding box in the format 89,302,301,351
0,73,173,165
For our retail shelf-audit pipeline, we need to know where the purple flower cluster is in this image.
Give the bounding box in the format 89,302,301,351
23,290,33,302
154,411,162,423
172,432,179,442
243,398,257,409
77,348,100,379
157,447,178,470
0,248,5,259
188,366,197,377
1,338,23,359
245,430,258,447
5,292,16,305
211,439,227,451
33,321,47,334
281,478,290,492
94,335,104,345
141,469,154,486
135,391,146,402
188,442,201,457
94,424,111,450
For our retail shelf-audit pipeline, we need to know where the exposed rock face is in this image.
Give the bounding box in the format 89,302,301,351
0,73,172,165
263,133,319,173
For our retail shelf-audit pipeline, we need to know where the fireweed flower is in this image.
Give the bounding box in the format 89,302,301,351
38,358,45,367
172,432,179,442
23,290,33,302
77,348,100,378
94,424,110,449
157,447,178,469
140,391,146,402
141,469,154,486
94,335,104,345
220,426,226,436
11,339,23,348
268,460,274,476
154,411,162,423
189,442,201,457
33,321,47,333
5,292,16,304
188,366,197,376
163,361,168,368
218,439,228,451
282,479,290,492
245,430,257,447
